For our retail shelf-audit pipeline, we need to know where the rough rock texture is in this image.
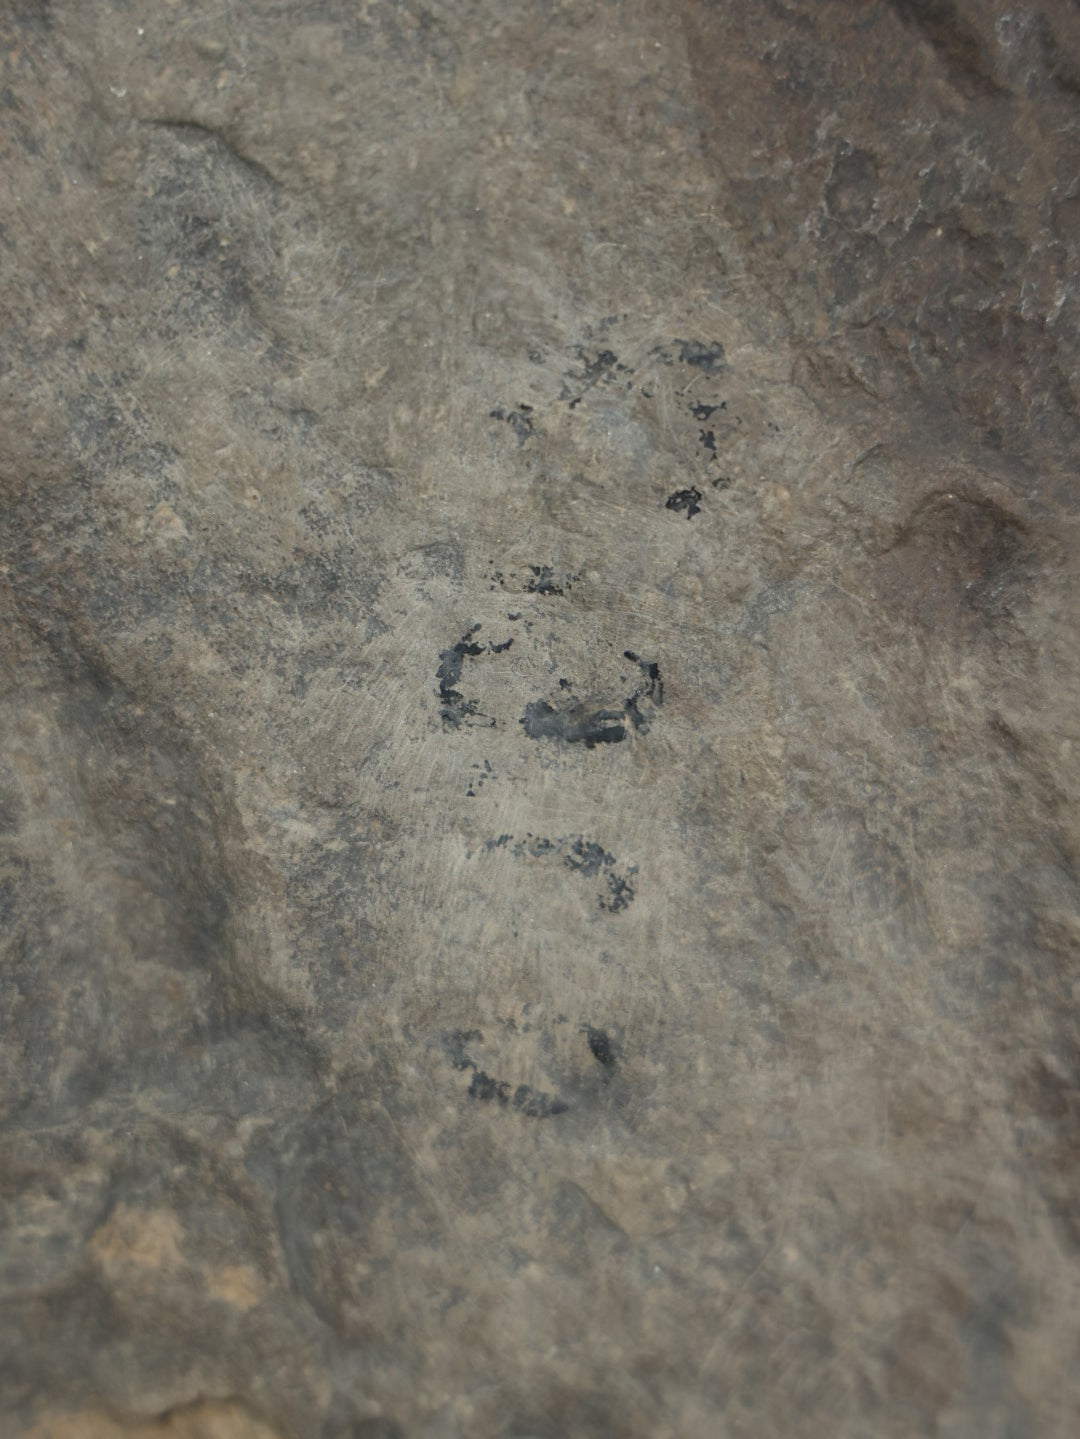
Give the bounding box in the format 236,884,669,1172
1,1,1078,1435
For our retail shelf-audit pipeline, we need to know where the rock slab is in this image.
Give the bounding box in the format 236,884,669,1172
1,2,1078,1436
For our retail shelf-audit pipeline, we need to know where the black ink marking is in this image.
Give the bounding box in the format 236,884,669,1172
521,652,662,748
676,339,726,373
604,871,636,911
465,1068,567,1118
690,401,724,421
699,429,717,459
584,1026,618,1068
624,696,647,732
483,833,637,912
436,626,514,729
521,700,627,748
466,757,496,798
437,625,486,727
490,404,535,444
492,567,575,597
623,652,663,705
563,839,609,878
469,1070,510,1103
622,652,663,735
666,487,703,519
513,1085,569,1119
524,564,565,597
562,347,630,408
565,835,637,912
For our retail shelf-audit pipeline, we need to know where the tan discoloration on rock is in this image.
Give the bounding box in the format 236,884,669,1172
203,1264,265,1312
90,1207,187,1284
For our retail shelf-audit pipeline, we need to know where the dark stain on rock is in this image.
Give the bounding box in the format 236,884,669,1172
482,833,637,912
690,401,723,421
562,838,609,878
513,1085,569,1118
491,565,575,596
666,487,703,518
584,1025,618,1068
562,346,630,407
623,651,664,734
468,1070,510,1103
436,624,487,728
447,1029,483,1071
521,650,662,747
465,757,494,798
521,700,627,747
676,339,726,373
436,625,513,728
603,871,636,910
451,1038,569,1118
624,651,663,702
524,564,566,596
490,403,535,444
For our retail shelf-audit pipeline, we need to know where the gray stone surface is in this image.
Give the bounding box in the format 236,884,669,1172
1,1,1078,1435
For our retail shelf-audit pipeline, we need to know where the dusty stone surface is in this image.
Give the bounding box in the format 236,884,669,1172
1,1,1078,1435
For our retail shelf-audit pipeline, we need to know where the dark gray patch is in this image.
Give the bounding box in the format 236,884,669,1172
465,1069,567,1119
676,339,726,373
435,622,521,729
521,700,627,748
584,1026,618,1068
521,652,662,748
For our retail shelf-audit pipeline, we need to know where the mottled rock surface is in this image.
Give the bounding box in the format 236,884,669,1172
1,1,1078,1435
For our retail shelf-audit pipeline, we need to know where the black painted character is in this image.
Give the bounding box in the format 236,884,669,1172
665,487,702,519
